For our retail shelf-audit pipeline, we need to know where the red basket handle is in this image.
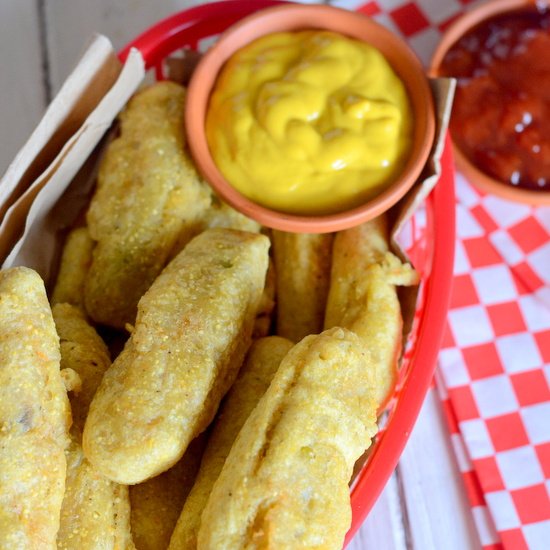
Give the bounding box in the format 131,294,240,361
119,0,289,72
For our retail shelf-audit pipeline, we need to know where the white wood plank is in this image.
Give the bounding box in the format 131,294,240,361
0,0,46,176
397,388,481,550
44,0,263,94
44,0,329,93
44,0,199,93
348,473,408,550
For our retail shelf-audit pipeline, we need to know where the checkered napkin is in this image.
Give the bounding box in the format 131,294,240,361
332,0,550,547
438,176,550,550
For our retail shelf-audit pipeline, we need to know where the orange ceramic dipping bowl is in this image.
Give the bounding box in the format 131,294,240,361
185,3,436,233
430,0,550,205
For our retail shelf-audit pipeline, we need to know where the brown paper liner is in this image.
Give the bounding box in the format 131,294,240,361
0,37,145,279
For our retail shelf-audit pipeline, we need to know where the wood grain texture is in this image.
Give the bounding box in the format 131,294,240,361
398,388,482,550
44,0,196,93
43,0,330,93
348,473,408,550
0,1,46,176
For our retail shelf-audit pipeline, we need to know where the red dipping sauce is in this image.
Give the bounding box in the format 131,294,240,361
440,7,550,190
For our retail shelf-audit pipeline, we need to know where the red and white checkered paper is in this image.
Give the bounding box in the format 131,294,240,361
335,0,550,548
438,177,550,550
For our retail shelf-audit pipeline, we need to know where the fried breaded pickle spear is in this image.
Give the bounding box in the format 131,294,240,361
324,216,418,408
272,231,333,342
59,444,135,550
85,81,211,329
51,226,94,309
202,196,260,233
169,336,293,550
0,267,71,549
130,436,206,550
84,228,270,484
53,303,134,550
169,195,261,261
198,328,378,550
53,303,111,434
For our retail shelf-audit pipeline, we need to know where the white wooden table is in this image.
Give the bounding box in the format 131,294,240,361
0,1,481,548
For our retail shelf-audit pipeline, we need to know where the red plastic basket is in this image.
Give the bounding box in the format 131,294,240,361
120,1,456,545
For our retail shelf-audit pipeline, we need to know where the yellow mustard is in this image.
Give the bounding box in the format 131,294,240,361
206,31,413,215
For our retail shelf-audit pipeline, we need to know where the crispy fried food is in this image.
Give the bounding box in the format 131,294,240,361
85,81,212,329
0,267,71,549
198,328,378,550
51,226,94,309
53,303,111,433
324,216,389,327
58,442,135,550
202,196,261,233
169,336,293,550
272,231,333,342
83,228,270,484
324,216,418,408
53,303,134,550
130,436,206,550
169,195,261,261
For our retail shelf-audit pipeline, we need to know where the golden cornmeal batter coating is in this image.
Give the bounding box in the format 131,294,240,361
51,226,94,310
169,195,261,261
130,436,206,550
83,228,270,484
169,336,293,550
324,216,418,409
201,196,260,234
53,303,135,550
58,440,135,550
0,267,71,549
272,231,333,342
324,216,389,327
53,303,111,434
85,81,212,329
198,328,378,550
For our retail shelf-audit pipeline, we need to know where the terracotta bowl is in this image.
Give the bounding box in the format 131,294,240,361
185,3,436,232
430,0,550,205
